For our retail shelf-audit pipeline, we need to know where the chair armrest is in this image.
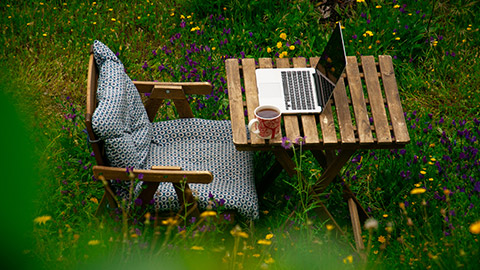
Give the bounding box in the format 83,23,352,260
92,165,213,184
134,81,212,95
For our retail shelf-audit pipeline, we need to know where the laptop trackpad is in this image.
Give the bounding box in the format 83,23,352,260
258,83,284,107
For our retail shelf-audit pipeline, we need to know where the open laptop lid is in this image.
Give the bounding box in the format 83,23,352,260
315,22,347,85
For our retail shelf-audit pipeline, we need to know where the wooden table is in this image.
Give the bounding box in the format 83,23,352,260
225,55,410,253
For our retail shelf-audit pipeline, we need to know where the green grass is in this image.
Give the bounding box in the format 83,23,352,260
1,0,480,269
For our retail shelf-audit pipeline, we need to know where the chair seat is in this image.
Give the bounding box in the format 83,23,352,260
122,118,259,219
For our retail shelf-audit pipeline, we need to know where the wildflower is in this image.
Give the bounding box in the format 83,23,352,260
267,47,272,53
191,246,204,251
357,0,365,2
34,215,52,225
90,197,98,204
281,137,293,149
364,31,374,37
265,257,275,264
295,136,306,145
266,233,274,240
161,217,179,226
394,4,400,8
257,239,272,245
279,33,287,40
410,188,426,195
343,255,353,264
111,18,116,22
88,240,100,246
190,26,200,32
376,5,382,8
230,225,249,238
378,235,386,243
276,41,282,48
364,218,378,230
200,210,217,218
469,221,480,234
289,45,295,50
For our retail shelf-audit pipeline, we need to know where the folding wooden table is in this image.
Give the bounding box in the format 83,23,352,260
225,55,410,252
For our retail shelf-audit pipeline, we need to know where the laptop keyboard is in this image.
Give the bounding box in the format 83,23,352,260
281,70,315,111
319,75,334,107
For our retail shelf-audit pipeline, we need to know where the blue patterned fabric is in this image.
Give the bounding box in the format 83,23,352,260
91,40,152,169
91,40,259,219
145,119,258,219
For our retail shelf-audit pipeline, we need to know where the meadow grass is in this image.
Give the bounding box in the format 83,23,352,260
1,0,480,269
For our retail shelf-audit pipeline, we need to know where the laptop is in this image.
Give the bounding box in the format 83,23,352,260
256,22,347,114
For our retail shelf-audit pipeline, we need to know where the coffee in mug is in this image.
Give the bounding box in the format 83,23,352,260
248,105,282,139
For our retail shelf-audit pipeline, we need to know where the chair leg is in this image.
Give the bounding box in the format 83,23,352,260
348,198,365,252
95,192,108,217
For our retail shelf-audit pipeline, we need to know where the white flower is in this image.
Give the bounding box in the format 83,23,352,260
364,218,379,230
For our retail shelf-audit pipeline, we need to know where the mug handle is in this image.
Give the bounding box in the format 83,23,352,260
248,119,260,135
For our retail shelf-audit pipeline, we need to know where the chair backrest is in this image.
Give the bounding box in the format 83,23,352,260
86,46,107,166
87,40,153,170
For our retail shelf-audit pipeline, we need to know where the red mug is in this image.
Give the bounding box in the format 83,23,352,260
248,105,282,139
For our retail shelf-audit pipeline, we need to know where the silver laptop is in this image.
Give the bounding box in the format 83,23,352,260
256,22,347,114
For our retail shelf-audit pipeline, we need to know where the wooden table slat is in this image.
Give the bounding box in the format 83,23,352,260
258,58,284,144
308,57,337,144
276,58,300,140
361,56,392,144
346,56,374,144
378,55,410,144
332,78,356,144
293,57,320,144
242,58,264,145
225,59,247,145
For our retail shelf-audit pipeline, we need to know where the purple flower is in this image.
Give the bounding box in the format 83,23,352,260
134,198,142,206
295,136,306,145
281,137,293,149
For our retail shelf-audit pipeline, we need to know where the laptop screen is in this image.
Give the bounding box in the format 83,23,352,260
315,22,347,85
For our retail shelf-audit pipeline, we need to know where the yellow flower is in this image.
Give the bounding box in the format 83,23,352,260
326,224,335,231
253,254,261,258
394,4,400,8
200,210,217,218
88,240,100,246
267,47,272,53
395,37,401,40
343,255,353,264
289,45,295,50
190,26,200,32
469,221,480,234
276,41,282,49
257,239,272,245
378,235,386,243
383,214,388,218
230,225,249,238
420,170,427,175
170,12,175,16
279,33,287,40
410,188,426,195
191,246,204,251
212,47,216,51
90,197,98,204
376,5,382,8
266,233,274,240
111,18,116,22
356,0,365,2
180,15,185,19
161,217,179,226
265,257,275,264
34,215,52,225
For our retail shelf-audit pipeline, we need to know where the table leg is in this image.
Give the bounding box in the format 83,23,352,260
312,149,356,194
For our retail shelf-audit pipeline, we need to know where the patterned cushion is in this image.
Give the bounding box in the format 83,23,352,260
91,40,152,169
144,119,259,219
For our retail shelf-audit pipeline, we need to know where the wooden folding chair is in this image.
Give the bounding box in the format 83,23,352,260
85,41,259,220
